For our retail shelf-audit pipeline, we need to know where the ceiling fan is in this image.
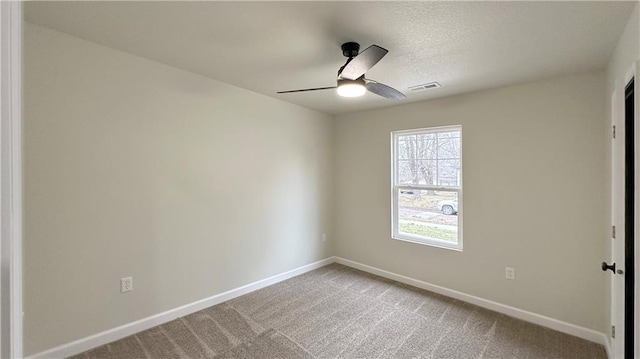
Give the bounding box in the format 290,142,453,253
277,42,406,100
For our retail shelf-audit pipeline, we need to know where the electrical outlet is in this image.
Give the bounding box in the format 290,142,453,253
121,277,133,293
505,267,515,280
322,233,327,242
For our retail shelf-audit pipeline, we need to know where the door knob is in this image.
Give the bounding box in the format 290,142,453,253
601,261,616,273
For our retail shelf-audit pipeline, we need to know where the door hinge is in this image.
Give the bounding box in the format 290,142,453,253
612,225,616,239
613,125,616,139
612,325,616,338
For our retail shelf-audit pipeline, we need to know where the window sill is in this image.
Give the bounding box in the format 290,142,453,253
391,235,463,252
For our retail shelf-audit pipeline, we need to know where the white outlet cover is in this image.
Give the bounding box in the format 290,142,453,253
505,267,515,280
121,277,133,293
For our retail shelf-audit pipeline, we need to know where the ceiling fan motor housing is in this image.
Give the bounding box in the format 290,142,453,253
341,42,360,58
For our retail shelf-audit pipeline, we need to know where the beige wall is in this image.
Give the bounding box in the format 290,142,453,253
23,23,334,355
606,4,639,95
334,72,607,332
24,14,617,356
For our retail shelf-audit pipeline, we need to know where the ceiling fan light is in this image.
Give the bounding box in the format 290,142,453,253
337,82,366,97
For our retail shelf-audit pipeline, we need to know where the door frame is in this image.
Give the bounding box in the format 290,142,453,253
624,73,638,359
612,62,640,359
0,1,23,358
630,63,640,359
611,85,622,359
634,63,640,359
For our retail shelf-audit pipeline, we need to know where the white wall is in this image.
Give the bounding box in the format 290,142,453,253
23,23,334,356
334,72,607,332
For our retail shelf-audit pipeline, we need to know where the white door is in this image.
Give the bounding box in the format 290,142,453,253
611,83,625,359
610,62,639,359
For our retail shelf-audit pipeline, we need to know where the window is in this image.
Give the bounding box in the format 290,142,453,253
391,126,462,250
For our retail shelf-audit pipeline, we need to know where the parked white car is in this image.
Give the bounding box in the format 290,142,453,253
436,200,458,215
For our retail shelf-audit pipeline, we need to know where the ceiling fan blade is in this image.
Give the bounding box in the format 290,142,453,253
365,80,406,100
339,45,388,80
277,86,336,94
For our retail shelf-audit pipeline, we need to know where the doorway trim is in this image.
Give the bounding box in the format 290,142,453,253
0,1,23,358
613,62,640,359
633,63,640,359
624,76,636,359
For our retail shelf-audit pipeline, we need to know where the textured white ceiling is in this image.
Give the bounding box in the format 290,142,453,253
25,1,635,115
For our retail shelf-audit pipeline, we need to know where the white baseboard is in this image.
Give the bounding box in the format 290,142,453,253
29,255,609,359
27,257,336,359
604,336,612,359
334,257,608,349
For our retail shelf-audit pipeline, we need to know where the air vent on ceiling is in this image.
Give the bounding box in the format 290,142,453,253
408,82,441,92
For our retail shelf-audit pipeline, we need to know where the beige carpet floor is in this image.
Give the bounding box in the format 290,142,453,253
70,263,606,359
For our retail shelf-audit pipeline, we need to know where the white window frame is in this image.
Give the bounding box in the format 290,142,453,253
391,125,463,251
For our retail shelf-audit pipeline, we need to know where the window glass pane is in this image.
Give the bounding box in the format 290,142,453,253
397,189,458,243
437,137,460,159
397,160,416,185
438,131,460,139
399,135,417,160
437,159,460,186
416,133,437,160
417,159,438,185
397,139,411,160
397,134,439,161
